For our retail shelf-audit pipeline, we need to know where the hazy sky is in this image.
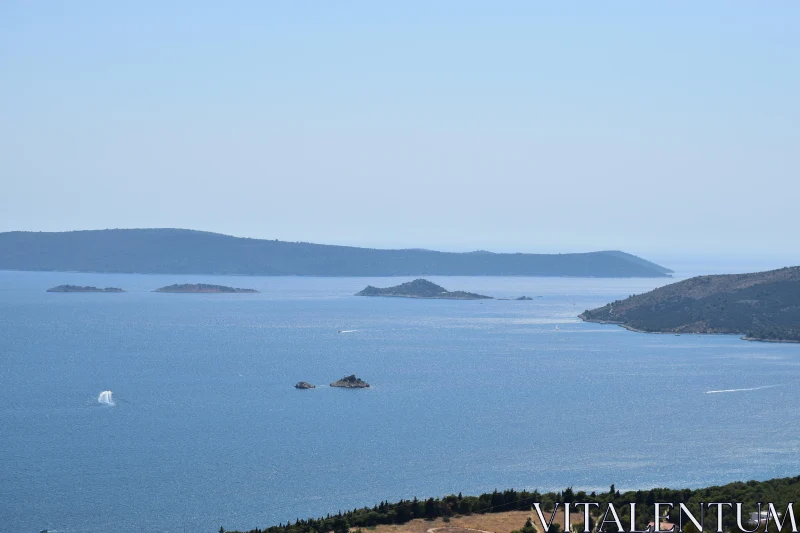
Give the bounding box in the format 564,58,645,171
2,2,798,257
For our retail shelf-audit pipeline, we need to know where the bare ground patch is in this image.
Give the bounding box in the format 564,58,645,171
361,510,584,533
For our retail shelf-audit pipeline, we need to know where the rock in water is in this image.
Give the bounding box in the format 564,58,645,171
294,382,315,389
330,375,370,388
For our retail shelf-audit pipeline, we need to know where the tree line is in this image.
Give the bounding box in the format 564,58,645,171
225,475,800,533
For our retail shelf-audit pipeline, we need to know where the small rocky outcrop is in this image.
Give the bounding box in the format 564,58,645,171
294,382,315,389
515,296,533,300
330,375,370,388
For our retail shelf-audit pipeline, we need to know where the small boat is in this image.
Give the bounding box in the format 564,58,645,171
555,325,560,331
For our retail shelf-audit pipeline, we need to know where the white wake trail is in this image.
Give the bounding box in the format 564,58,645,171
705,384,781,394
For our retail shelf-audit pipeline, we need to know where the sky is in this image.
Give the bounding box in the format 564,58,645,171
1,2,798,261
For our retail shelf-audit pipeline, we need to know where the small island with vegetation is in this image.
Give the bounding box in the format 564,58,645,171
330,375,370,388
580,266,800,342
294,382,315,389
356,279,492,300
46,285,124,293
153,283,259,293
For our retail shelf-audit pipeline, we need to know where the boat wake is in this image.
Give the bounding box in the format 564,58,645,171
338,329,358,333
97,390,116,406
704,384,780,394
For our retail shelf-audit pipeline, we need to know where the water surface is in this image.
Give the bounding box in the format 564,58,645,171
1,271,798,533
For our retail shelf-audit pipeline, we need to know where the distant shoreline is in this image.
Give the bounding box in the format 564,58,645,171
0,228,673,278
0,268,670,279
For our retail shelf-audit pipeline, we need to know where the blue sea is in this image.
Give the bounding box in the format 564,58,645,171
1,271,799,533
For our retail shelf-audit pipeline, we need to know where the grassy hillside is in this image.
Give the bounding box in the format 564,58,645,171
580,267,800,341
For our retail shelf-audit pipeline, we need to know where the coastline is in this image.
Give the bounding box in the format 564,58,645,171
579,315,800,343
741,336,800,344
578,315,660,334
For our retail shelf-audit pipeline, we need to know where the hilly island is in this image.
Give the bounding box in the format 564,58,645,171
0,229,672,278
357,279,492,299
580,266,800,342
154,283,258,293
46,285,124,293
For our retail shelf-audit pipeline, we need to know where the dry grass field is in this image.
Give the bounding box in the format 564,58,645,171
362,510,585,533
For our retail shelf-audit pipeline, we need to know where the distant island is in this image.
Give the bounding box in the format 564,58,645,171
330,375,370,388
580,266,800,342
153,283,259,293
356,279,492,300
294,382,315,389
46,285,124,293
0,228,673,278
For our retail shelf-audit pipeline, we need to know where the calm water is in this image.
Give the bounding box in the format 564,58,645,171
1,271,799,533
